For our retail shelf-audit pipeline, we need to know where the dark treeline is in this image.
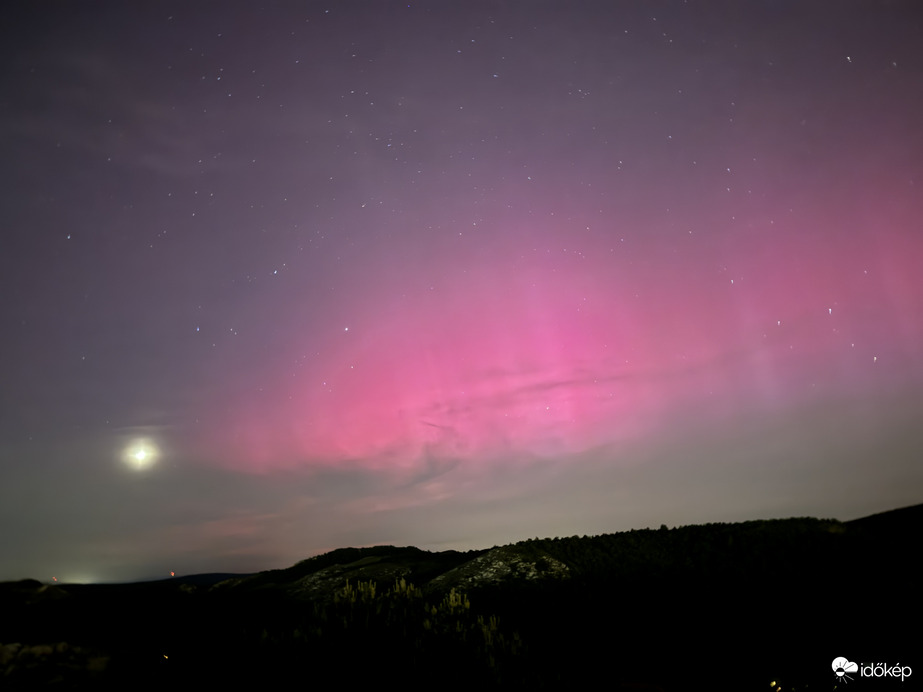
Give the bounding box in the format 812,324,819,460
1,510,918,691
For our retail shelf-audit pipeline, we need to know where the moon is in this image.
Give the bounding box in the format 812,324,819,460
122,438,159,471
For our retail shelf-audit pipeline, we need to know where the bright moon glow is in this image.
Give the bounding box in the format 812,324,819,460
122,439,159,471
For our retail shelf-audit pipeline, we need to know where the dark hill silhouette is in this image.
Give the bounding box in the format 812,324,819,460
845,501,923,538
1,503,919,691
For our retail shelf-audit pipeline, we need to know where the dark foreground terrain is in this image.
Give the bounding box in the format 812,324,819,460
2,504,920,691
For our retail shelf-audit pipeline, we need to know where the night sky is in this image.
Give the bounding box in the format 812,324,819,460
2,2,922,584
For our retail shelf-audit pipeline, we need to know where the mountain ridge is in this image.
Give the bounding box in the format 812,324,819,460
2,503,919,691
